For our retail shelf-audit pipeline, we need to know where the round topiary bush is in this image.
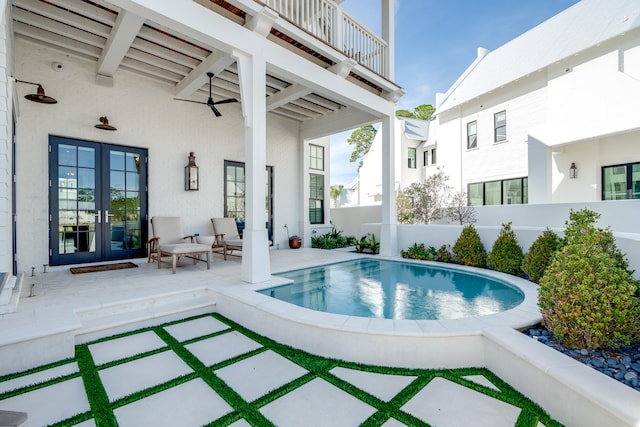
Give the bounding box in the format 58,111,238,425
521,229,562,283
452,224,486,267
538,209,640,349
488,222,524,277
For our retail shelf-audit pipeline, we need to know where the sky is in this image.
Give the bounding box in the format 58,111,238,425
330,0,580,187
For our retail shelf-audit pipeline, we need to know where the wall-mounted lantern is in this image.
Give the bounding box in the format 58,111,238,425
569,162,577,179
185,152,199,191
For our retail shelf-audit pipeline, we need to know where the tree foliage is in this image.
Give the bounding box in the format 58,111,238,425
538,208,640,348
347,125,377,169
396,191,414,224
330,184,344,208
446,191,477,225
401,169,452,224
396,104,436,121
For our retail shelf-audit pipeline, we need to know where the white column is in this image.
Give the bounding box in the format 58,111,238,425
236,51,271,283
380,115,397,256
381,0,395,80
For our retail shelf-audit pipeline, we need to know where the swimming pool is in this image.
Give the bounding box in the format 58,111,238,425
259,258,524,320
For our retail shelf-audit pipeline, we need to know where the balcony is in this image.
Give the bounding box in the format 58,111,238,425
261,0,389,77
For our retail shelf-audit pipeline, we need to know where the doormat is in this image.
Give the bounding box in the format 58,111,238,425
70,262,138,274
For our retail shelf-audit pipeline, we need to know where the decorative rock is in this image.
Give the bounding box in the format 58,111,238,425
522,325,640,392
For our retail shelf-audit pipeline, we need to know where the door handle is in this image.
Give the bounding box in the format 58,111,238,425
105,210,115,223
95,210,101,224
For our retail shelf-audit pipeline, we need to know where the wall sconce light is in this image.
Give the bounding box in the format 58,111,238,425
15,79,58,104
185,152,199,191
569,162,577,179
95,116,117,131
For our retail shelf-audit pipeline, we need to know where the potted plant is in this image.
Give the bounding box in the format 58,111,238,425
284,224,301,249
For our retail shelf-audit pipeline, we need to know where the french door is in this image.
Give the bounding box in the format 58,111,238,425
49,136,148,265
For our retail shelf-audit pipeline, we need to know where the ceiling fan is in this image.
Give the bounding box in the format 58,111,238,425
174,72,238,117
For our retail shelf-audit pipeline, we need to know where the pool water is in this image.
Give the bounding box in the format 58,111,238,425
261,258,524,320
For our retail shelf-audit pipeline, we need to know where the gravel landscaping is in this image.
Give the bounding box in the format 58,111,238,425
524,325,640,392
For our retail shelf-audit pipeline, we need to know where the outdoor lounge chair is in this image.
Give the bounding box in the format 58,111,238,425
211,217,243,260
148,216,211,274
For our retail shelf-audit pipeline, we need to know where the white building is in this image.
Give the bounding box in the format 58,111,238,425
0,0,404,290
357,116,429,205
426,0,640,205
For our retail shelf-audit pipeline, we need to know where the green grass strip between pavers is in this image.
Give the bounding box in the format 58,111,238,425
0,312,564,427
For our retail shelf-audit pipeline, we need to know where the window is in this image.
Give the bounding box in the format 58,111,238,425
309,144,324,170
309,174,324,224
468,177,528,206
408,147,416,169
431,148,437,165
602,162,640,200
468,183,484,206
224,160,274,239
494,110,506,142
224,161,245,222
467,121,477,149
423,150,428,167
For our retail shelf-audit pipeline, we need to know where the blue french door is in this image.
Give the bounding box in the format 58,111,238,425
49,136,148,265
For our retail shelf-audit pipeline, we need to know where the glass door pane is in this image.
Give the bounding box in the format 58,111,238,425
57,144,97,256
108,150,143,253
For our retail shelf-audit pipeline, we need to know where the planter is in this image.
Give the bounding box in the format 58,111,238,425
289,236,302,249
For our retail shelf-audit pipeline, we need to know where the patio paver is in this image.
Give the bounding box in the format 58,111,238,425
0,377,89,427
89,330,167,365
215,350,308,402
402,377,521,427
185,330,262,366
163,315,230,342
259,377,377,426
329,366,417,402
113,378,232,427
99,350,192,402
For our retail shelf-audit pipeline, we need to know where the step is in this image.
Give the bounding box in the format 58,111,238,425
74,288,217,344
0,274,24,314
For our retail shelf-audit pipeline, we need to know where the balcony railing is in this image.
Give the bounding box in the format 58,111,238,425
263,0,389,77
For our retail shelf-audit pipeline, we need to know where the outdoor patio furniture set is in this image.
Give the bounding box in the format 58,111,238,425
147,217,243,273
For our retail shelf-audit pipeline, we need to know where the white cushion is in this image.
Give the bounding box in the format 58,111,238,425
159,243,210,254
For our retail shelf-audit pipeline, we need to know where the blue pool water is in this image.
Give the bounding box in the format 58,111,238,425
260,259,524,320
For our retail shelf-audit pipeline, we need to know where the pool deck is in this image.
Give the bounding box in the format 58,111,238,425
0,248,639,426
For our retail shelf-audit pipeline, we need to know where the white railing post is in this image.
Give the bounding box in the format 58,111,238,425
335,6,343,53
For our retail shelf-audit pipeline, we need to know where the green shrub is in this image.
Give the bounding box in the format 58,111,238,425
488,222,524,277
452,225,487,267
521,229,562,283
538,209,640,349
354,234,379,254
436,244,453,263
401,243,436,260
311,227,356,249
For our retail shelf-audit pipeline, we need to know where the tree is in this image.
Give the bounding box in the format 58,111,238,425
446,191,477,225
330,184,344,208
396,191,414,224
402,168,452,224
347,125,377,169
395,104,435,121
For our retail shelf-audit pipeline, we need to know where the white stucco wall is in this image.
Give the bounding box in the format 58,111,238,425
0,4,12,274
13,39,301,272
